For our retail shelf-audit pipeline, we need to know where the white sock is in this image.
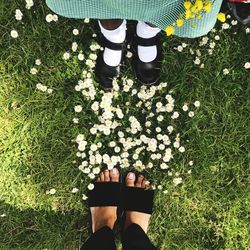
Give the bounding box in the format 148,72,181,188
136,21,161,62
98,19,127,67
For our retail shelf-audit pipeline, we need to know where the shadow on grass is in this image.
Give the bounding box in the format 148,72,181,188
0,201,89,250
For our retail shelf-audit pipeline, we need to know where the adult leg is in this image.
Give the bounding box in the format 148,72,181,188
81,226,116,250
81,168,120,250
123,223,157,250
122,173,157,250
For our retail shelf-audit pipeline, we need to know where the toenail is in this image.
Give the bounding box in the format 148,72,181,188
128,173,135,179
111,168,118,174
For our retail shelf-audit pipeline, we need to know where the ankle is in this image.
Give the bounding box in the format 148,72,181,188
124,211,150,233
93,215,116,232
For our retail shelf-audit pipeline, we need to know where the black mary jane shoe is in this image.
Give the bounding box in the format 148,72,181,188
95,34,127,90
132,33,162,86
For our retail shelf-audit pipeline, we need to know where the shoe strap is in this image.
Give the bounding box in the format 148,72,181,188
122,186,154,214
135,34,160,47
100,34,126,50
88,182,121,207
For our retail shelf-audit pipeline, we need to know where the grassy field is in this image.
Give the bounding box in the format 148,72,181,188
0,1,249,250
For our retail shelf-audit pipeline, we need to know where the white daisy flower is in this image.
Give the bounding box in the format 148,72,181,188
188,111,194,117
82,194,88,200
10,30,18,38
74,105,82,113
90,127,97,134
223,68,229,75
35,59,41,65
47,88,53,94
214,35,220,40
93,167,100,174
72,42,78,52
194,101,200,107
49,188,56,194
63,52,70,60
53,14,58,21
45,14,53,23
171,112,179,119
73,28,79,35
194,57,201,65
177,45,183,52
222,23,230,30
182,104,188,111
231,20,237,26
71,188,79,193
126,51,133,58
179,146,185,153
15,9,23,20
30,68,38,75
173,177,182,186
244,62,250,69
160,163,169,169
78,53,85,61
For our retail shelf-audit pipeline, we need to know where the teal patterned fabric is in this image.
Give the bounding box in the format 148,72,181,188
46,0,223,38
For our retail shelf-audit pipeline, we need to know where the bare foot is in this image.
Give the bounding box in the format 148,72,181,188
124,172,151,233
90,168,119,232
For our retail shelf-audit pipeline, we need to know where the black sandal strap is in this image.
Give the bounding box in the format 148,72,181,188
88,182,121,207
135,34,160,47
100,35,126,50
122,187,154,214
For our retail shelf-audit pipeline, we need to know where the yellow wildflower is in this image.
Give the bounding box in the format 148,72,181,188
195,0,203,11
203,2,212,12
185,10,192,20
176,19,184,27
184,1,192,9
217,12,226,22
165,26,175,36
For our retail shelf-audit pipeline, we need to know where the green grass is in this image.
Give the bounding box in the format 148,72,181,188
0,1,249,249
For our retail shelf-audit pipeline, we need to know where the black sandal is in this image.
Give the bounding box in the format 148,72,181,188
132,33,162,86
88,180,121,208
95,34,127,90
122,181,154,215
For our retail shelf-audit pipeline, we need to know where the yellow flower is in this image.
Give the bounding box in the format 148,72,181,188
184,1,192,9
203,2,212,12
195,0,203,11
185,10,192,20
176,19,184,27
165,26,175,36
217,12,226,22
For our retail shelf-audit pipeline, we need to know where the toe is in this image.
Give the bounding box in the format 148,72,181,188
145,180,150,190
104,169,110,182
141,178,147,188
126,172,135,187
96,177,100,182
142,178,150,189
110,168,119,182
135,174,144,187
100,172,105,182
